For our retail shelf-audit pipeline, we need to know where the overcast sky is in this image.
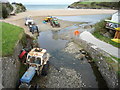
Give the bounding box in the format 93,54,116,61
7,0,79,4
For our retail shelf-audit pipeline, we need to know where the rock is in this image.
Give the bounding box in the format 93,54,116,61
84,25,92,29
103,32,111,38
64,42,82,54
75,54,85,60
80,49,87,55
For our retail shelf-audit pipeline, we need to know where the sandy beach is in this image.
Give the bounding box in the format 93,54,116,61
3,9,117,21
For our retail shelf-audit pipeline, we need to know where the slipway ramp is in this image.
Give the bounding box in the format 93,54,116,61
79,31,120,58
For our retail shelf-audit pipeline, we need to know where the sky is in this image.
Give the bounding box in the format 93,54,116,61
7,0,79,4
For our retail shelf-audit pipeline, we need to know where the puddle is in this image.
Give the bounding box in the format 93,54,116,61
37,30,108,88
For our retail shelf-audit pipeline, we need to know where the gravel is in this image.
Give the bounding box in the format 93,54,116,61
46,66,83,88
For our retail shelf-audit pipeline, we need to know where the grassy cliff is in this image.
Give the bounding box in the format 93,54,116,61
68,1,119,10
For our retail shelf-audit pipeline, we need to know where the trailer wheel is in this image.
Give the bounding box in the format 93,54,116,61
41,61,49,76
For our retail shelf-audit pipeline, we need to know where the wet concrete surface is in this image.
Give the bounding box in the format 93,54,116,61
30,31,108,88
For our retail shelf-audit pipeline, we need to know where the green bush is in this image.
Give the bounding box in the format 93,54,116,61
15,3,26,13
2,4,9,18
0,3,13,19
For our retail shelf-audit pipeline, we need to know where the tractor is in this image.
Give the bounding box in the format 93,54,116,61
25,16,35,26
29,25,39,34
19,48,50,88
26,48,50,76
50,17,60,27
43,16,53,23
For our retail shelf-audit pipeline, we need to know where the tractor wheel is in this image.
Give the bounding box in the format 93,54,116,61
52,24,55,28
25,23,27,26
36,66,41,76
36,70,40,76
37,29,39,33
29,29,32,32
58,24,60,27
51,23,55,27
50,22,53,27
50,23,53,26
32,30,34,34
41,61,49,76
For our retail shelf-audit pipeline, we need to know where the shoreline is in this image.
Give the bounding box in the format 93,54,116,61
2,9,117,21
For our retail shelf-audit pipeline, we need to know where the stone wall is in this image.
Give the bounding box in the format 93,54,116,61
2,40,23,88
73,38,118,88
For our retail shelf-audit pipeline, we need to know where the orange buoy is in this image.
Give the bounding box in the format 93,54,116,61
74,30,80,36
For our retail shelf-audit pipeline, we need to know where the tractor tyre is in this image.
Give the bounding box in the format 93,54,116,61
29,28,32,32
37,29,39,33
25,23,27,26
41,61,49,76
36,70,40,76
52,23,55,28
32,30,34,34
58,24,60,27
36,66,41,76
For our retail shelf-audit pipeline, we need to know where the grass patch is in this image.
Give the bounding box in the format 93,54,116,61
110,55,120,62
2,22,24,56
92,20,120,48
78,2,91,5
103,55,118,72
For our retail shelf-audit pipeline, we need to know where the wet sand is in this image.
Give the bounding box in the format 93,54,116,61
1,9,117,37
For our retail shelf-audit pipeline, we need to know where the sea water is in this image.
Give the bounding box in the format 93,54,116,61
24,4,68,10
